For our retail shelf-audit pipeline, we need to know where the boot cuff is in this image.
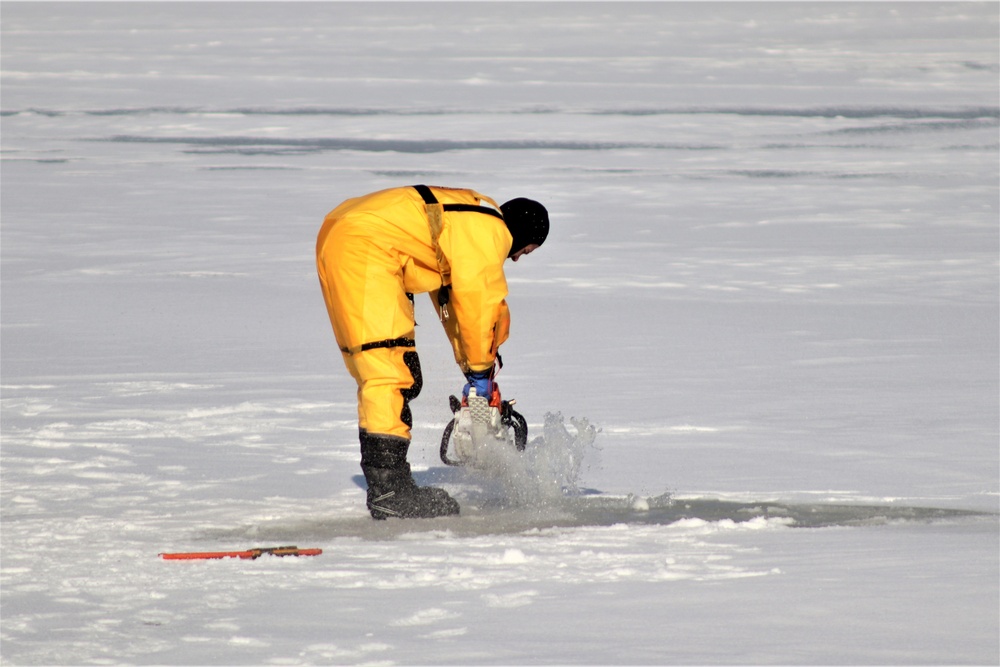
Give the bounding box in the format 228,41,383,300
359,430,410,468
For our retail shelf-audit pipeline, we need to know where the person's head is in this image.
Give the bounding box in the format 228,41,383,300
501,198,549,259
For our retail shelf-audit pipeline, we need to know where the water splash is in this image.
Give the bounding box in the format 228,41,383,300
458,412,599,509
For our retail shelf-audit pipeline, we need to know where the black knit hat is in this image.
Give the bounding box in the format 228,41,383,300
500,198,549,256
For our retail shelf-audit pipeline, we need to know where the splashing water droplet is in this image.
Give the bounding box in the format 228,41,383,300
460,412,600,509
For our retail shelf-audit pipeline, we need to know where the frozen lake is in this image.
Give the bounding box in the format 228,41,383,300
2,3,997,665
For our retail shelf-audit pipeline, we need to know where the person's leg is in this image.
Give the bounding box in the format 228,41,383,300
317,226,458,519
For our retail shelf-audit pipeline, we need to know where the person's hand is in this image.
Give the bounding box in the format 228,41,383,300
463,370,501,406
463,370,492,400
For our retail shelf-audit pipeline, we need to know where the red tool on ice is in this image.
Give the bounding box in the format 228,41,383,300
160,545,322,561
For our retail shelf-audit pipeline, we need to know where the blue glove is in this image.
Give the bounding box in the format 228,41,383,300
462,370,494,401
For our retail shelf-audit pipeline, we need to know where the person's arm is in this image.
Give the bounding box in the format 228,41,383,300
436,211,512,374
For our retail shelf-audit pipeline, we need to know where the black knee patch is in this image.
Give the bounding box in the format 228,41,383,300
399,350,422,429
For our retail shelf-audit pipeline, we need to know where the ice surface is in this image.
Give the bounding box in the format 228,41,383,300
2,3,997,665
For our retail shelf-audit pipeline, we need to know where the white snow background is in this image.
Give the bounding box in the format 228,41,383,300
1,2,998,665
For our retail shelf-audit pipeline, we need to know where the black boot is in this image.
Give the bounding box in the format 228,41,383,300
360,431,459,520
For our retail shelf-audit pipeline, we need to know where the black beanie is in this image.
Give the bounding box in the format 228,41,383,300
500,198,549,257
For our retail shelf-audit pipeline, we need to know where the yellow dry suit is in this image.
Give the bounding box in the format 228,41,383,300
316,185,513,442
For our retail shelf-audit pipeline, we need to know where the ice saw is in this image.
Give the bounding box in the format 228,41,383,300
439,387,528,467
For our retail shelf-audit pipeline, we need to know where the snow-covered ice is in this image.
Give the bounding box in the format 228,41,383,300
2,3,997,665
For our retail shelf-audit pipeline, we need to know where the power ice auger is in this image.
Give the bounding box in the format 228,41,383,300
439,388,528,467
